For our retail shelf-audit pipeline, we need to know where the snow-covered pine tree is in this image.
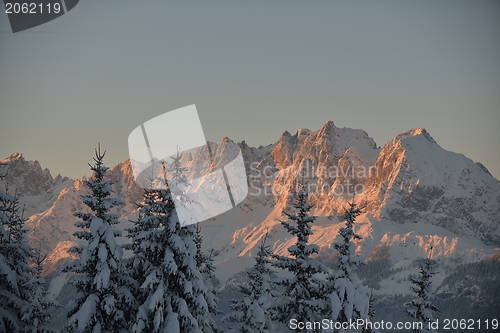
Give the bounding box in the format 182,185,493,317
224,233,276,333
166,148,189,207
404,257,439,333
365,290,377,333
271,183,329,332
0,174,35,332
168,147,188,185
21,244,59,333
179,223,219,333
327,202,371,333
123,186,156,329
64,145,127,333
126,186,182,333
194,223,221,330
169,153,221,333
0,164,20,332
127,163,217,333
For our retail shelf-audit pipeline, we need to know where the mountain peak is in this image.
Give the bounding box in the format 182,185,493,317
316,120,336,136
11,152,23,160
2,152,24,163
296,128,311,137
322,120,336,129
396,128,436,144
221,136,234,144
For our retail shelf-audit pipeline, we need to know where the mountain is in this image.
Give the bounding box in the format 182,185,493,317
0,153,73,218
0,153,142,260
359,128,500,245
1,121,499,295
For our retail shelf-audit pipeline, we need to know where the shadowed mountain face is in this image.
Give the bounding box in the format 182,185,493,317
2,121,499,278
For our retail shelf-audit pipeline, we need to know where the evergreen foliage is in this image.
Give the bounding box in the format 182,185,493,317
126,162,218,332
327,202,372,333
0,192,34,332
168,148,188,185
21,247,59,333
166,148,189,209
0,164,57,332
63,146,127,333
404,258,439,333
194,223,221,326
224,234,275,333
0,161,36,332
271,184,329,332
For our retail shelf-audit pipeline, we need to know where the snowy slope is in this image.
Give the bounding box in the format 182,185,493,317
0,153,73,218
358,128,500,245
2,122,499,288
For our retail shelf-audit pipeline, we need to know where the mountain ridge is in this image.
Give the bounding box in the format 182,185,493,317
1,122,499,286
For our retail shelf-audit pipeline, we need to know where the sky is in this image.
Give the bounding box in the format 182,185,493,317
0,0,499,180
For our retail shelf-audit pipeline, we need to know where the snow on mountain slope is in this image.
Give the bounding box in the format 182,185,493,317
2,122,499,287
0,153,73,218
209,209,498,293
268,121,380,209
25,179,88,259
23,159,143,265
358,128,500,245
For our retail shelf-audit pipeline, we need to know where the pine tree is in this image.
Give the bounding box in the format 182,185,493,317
169,152,221,332
327,202,371,333
127,187,183,333
180,223,219,333
271,183,329,332
404,258,439,333
194,224,221,331
64,145,127,333
0,165,35,333
21,244,59,333
127,166,218,333
165,148,189,208
365,290,377,333
168,148,188,185
224,234,276,333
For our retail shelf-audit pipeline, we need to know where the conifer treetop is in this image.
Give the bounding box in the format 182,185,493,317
65,145,126,333
334,201,364,277
225,233,275,333
0,165,38,332
327,201,372,330
271,183,330,327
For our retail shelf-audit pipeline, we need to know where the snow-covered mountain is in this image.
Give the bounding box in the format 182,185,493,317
2,121,499,296
0,153,73,218
358,128,500,245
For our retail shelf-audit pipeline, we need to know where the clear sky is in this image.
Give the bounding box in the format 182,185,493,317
1,0,499,180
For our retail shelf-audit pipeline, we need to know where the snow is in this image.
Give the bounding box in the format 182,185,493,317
71,293,98,332
330,293,341,319
90,217,103,236
214,256,255,285
148,283,164,312
47,273,69,299
105,226,117,251
249,301,265,325
95,266,110,290
163,311,180,333
98,243,108,263
6,122,498,266
2,123,500,332
0,253,19,296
